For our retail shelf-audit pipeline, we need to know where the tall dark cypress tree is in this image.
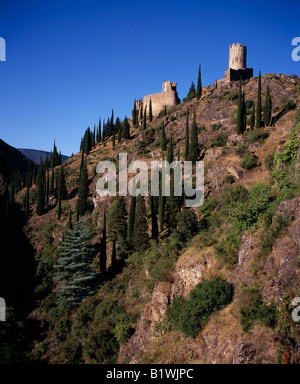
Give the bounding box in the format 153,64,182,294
189,111,199,161
256,71,262,128
196,65,202,100
149,99,153,122
184,108,189,160
263,84,272,127
143,106,147,130
250,102,255,130
132,99,137,126
160,122,167,151
92,125,96,147
133,194,149,250
236,79,243,134
77,154,88,216
167,136,174,164
98,118,102,143
115,117,122,143
36,161,45,216
112,132,116,147
122,116,130,139
100,209,107,273
127,186,136,246
158,165,165,232
140,106,143,123
150,194,158,240
67,210,73,230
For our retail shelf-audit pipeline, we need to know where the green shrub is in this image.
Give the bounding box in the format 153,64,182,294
240,153,257,170
179,277,234,338
211,123,223,131
235,145,248,156
224,175,235,184
211,133,228,147
264,153,275,170
246,130,269,144
240,298,276,332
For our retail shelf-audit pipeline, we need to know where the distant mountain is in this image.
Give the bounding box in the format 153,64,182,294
0,139,36,183
18,148,69,165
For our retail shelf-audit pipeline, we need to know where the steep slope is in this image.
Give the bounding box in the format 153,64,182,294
14,73,300,364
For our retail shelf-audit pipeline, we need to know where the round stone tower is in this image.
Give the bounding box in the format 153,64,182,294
229,43,247,70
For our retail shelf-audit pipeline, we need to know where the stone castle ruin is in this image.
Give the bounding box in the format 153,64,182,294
134,81,181,119
134,43,253,118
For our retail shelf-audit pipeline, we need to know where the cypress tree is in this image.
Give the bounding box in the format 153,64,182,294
256,71,262,128
111,109,114,132
67,210,73,230
143,106,147,130
150,194,158,240
108,196,127,246
115,117,122,143
189,111,199,161
133,194,149,250
140,106,143,123
196,65,202,100
149,99,153,122
127,187,136,246
132,99,137,126
77,154,88,216
54,220,98,305
164,105,167,116
158,166,165,232
92,125,96,147
160,122,167,151
250,102,255,130
98,118,102,143
184,108,189,160
112,132,115,147
36,161,45,216
100,209,107,273
167,136,174,164
263,84,272,127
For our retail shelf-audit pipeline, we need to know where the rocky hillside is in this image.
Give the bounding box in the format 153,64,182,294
10,73,300,364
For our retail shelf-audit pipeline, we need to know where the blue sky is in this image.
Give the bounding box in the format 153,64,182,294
0,0,299,156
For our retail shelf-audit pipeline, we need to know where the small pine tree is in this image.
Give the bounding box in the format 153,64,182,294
263,85,272,127
256,71,262,128
196,65,202,100
184,108,189,160
187,82,196,100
